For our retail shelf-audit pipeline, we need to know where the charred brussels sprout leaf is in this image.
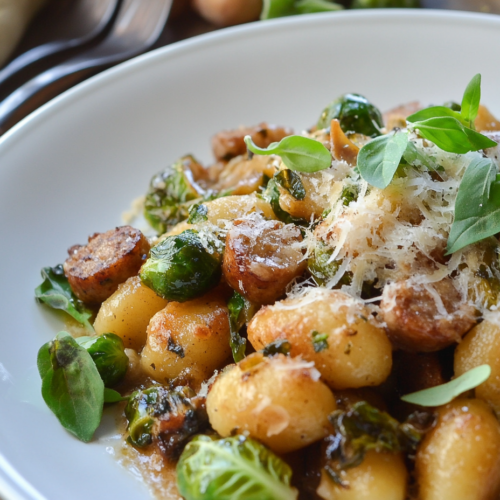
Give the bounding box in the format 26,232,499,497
126,386,207,457
144,155,204,234
261,179,308,226
228,292,248,363
187,203,208,224
261,339,291,357
177,435,298,500
37,331,104,442
140,230,221,302
35,265,94,332
76,333,128,387
317,93,384,138
311,331,329,352
307,243,351,287
324,401,432,485
274,169,306,200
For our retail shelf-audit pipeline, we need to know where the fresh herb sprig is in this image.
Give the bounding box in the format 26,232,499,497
38,331,129,442
401,364,491,406
35,265,94,332
446,157,500,254
244,135,331,173
357,74,497,190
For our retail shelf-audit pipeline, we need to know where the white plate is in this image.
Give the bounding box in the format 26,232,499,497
1,9,500,500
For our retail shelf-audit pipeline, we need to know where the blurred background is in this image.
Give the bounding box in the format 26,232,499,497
0,0,499,134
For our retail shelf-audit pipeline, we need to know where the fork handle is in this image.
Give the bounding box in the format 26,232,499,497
0,58,115,135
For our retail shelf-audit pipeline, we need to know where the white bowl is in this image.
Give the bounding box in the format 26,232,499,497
1,9,500,500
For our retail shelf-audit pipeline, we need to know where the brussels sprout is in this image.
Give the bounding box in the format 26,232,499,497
140,230,222,302
317,93,384,137
177,435,298,500
125,385,207,456
324,401,434,486
76,333,128,387
144,155,205,234
352,0,420,7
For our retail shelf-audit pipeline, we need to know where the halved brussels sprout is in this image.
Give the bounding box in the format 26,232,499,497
317,93,384,137
144,155,205,234
76,333,128,387
125,385,206,456
140,230,221,302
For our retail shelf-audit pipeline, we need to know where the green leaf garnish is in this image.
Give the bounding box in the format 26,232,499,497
408,116,496,154
311,331,329,352
401,364,491,406
228,291,248,363
244,135,331,173
187,203,208,224
104,388,129,403
177,435,298,500
405,105,467,126
406,74,496,154
461,73,481,128
37,331,104,442
357,131,409,189
446,157,500,254
274,169,306,200
35,265,94,332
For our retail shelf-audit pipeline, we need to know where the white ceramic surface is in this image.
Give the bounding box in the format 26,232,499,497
1,9,500,500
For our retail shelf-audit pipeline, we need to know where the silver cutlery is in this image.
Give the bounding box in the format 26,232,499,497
0,0,172,135
0,0,119,88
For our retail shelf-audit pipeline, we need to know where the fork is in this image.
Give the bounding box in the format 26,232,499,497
0,0,172,135
0,0,119,90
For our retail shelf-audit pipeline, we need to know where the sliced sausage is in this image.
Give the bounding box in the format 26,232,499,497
64,226,150,304
379,278,477,352
222,214,306,304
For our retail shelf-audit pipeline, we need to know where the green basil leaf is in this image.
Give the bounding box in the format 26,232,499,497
187,203,208,224
228,291,247,363
410,116,496,154
274,169,306,200
402,141,439,171
177,435,298,500
406,106,466,126
38,332,104,442
295,0,343,13
104,388,129,403
245,135,331,173
261,0,296,19
446,157,500,254
35,265,94,332
37,341,52,380
401,365,491,407
461,73,481,127
357,131,409,189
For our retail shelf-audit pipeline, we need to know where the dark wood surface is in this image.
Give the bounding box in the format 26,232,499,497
0,0,499,132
